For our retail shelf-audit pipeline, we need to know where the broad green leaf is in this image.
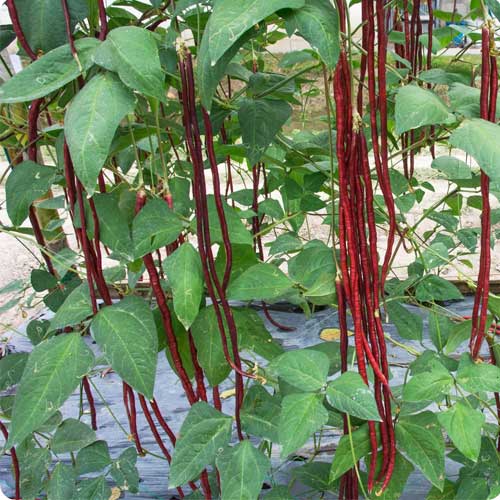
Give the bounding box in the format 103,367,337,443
273,349,329,391
449,119,500,182
444,319,472,354
93,193,134,260
427,480,457,500
163,243,204,330
403,364,453,402
7,333,95,447
0,25,15,52
65,72,135,194
91,296,158,398
17,439,51,498
386,300,423,341
395,411,445,490
6,161,57,226
207,0,305,65
415,275,463,302
437,401,484,462
15,0,88,53
456,353,500,393
93,26,165,101
27,319,53,346
191,306,282,386
76,440,112,475
72,476,111,500
326,371,381,421
291,461,333,491
0,353,28,391
282,0,339,69
110,448,139,494
198,22,257,109
448,83,481,118
486,0,500,20
48,463,75,500
234,308,284,360
279,393,328,457
0,38,99,103
31,269,58,292
432,155,474,181
51,418,97,453
133,198,184,258
191,306,231,386
216,440,270,500
238,97,292,165
169,402,232,487
395,85,454,135
227,263,294,302
241,384,281,442
206,195,253,247
330,424,373,481
49,283,93,331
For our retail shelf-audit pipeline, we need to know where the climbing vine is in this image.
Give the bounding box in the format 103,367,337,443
0,0,500,499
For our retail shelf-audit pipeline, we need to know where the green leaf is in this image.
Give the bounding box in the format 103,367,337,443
273,349,329,391
282,0,339,69
49,283,93,331
444,319,472,354
207,195,253,246
206,0,305,65
191,306,231,386
163,243,203,330
51,418,97,453
395,411,445,490
15,0,88,53
415,275,463,302
169,401,233,487
91,296,158,398
110,448,139,494
93,193,134,260
330,423,373,481
235,307,283,359
76,440,112,475
198,23,256,110
31,269,58,292
279,392,328,457
403,364,453,402
456,353,500,393
65,72,136,194
448,83,481,118
7,333,95,447
73,476,111,500
326,371,381,421
227,263,294,302
427,480,457,500
94,26,165,101
449,119,500,182
133,198,184,258
6,161,57,226
48,463,76,500
386,300,423,341
238,98,292,165
431,155,472,180
241,384,281,442
0,353,28,391
17,439,51,498
216,440,270,500
395,85,454,135
0,38,99,103
291,461,333,491
191,306,282,386
437,401,484,462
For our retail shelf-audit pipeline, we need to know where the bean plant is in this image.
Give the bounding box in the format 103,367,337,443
0,0,500,499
